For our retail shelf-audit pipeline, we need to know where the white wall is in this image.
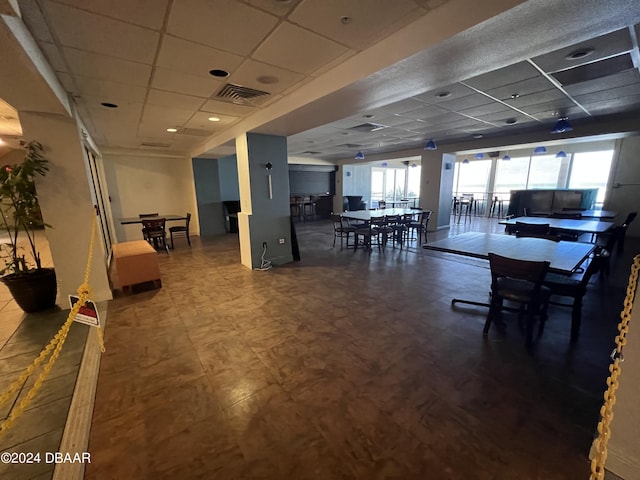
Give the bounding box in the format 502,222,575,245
606,137,640,238
102,152,199,243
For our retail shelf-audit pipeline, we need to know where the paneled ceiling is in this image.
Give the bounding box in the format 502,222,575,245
6,0,640,161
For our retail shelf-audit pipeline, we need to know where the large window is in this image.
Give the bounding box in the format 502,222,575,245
494,156,529,196
371,165,421,204
569,151,614,205
453,160,491,195
527,155,563,189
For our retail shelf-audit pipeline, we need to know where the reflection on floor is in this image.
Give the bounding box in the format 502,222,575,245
84,217,636,479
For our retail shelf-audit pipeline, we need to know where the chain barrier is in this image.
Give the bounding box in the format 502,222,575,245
0,215,105,436
589,254,640,480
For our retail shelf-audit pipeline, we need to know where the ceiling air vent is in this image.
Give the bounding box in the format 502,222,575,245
141,142,170,148
349,122,389,133
337,143,363,148
215,83,270,105
301,150,322,155
551,53,634,86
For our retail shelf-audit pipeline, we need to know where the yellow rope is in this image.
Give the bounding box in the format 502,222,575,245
0,214,104,435
589,254,640,479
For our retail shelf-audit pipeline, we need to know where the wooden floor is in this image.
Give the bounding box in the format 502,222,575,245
85,217,634,479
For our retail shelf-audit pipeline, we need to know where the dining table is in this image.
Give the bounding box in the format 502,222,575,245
120,214,187,225
499,216,614,236
555,209,617,219
341,208,418,222
423,232,596,309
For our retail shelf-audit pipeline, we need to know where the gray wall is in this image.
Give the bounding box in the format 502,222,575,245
192,157,222,236
342,164,372,210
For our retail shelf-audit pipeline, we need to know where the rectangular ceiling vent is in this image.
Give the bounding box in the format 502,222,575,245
300,150,322,155
178,128,211,137
337,143,363,148
349,122,389,133
141,142,170,148
215,83,270,105
551,53,634,86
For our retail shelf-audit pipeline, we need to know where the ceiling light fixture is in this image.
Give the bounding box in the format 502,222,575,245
502,153,511,161
381,162,388,167
0,138,4,145
355,151,365,160
166,128,178,133
208,116,220,122
533,146,547,154
475,153,484,159
510,93,520,99
472,134,484,139
566,47,594,60
551,117,573,134
340,16,351,24
424,139,437,150
462,158,470,164
436,91,451,98
505,118,517,125
411,163,417,168
556,150,567,159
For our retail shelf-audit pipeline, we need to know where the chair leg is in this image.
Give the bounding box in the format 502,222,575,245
170,231,175,249
186,232,191,246
570,299,582,343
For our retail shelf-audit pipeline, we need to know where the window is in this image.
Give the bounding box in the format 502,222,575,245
454,160,491,195
371,165,419,204
494,157,529,196
527,155,563,189
569,150,614,205
407,165,421,199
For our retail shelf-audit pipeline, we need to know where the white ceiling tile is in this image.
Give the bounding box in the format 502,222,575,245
142,104,196,127
240,0,303,17
42,2,159,64
157,36,244,78
183,111,240,130
167,0,278,56
413,83,475,104
464,62,540,91
52,0,169,30
503,89,567,108
56,72,76,95
63,48,152,86
152,68,222,98
252,22,349,75
200,99,257,117
147,89,207,111
227,59,305,95
289,0,424,50
72,76,147,103
485,76,555,102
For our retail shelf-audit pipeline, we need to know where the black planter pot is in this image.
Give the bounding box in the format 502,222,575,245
1,268,57,313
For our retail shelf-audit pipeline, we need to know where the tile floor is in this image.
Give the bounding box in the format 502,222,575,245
81,216,635,480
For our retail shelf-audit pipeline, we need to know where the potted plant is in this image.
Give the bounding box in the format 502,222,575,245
0,141,57,312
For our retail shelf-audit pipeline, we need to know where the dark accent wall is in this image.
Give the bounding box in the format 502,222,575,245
288,164,336,195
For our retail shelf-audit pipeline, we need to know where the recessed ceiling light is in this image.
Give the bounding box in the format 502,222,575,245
257,75,279,84
436,91,451,98
363,114,374,119
473,134,484,139
340,16,351,24
566,48,594,60
208,116,220,122
166,128,178,133
505,118,517,125
101,102,118,108
209,69,229,77
510,93,520,99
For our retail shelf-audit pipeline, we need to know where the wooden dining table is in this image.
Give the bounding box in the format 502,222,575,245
120,214,187,225
423,232,596,308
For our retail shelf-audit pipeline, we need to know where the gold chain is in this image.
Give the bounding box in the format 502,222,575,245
0,214,104,435
589,254,640,479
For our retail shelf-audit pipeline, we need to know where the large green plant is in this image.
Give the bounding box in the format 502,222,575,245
0,141,49,276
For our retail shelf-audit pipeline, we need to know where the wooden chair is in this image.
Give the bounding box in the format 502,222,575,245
354,219,382,251
385,214,407,248
408,210,432,244
541,251,605,343
485,253,550,348
138,213,159,217
514,221,550,236
331,214,356,249
141,217,169,253
169,213,191,249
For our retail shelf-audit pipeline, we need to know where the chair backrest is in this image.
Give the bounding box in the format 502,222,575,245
378,200,386,209
385,215,400,224
184,213,191,227
550,212,582,219
515,231,561,242
420,210,432,226
371,216,386,226
330,213,342,230
515,221,550,235
488,252,550,289
142,217,166,232
139,213,159,218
